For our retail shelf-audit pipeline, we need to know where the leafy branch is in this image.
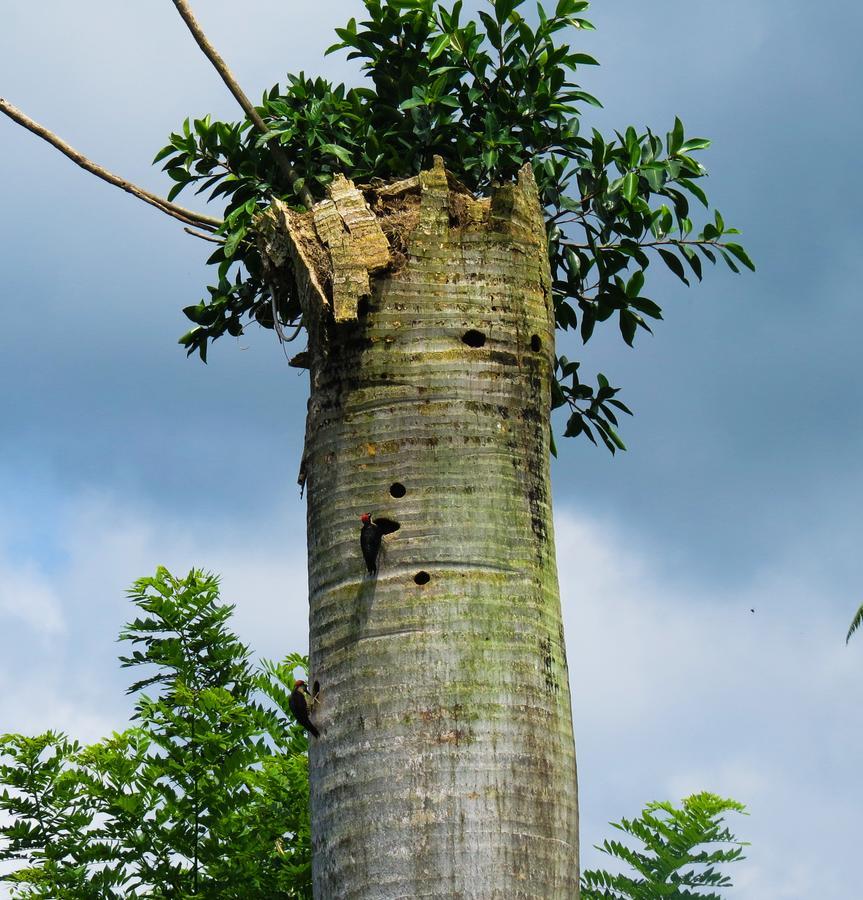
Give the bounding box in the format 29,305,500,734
0,567,313,898
155,0,752,451
847,601,863,643
581,792,748,899
169,0,314,209
2,0,754,451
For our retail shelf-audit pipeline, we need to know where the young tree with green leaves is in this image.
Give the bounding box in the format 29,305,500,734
581,793,748,900
0,570,748,898
0,568,313,899
0,0,751,894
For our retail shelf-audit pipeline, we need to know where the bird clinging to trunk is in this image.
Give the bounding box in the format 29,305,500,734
289,679,319,738
359,513,382,574
359,513,400,575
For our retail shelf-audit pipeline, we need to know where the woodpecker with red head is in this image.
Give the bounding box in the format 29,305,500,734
289,679,319,738
359,513,400,575
359,513,382,575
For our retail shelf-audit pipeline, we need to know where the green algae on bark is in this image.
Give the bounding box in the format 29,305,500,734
260,157,579,900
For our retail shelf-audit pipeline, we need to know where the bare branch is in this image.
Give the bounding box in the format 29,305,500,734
560,237,732,251
0,97,222,232
183,227,225,244
170,0,315,209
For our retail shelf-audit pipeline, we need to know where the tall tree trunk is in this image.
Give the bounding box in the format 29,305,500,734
262,158,578,898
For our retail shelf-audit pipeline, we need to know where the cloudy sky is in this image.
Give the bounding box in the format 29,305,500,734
1,1,861,896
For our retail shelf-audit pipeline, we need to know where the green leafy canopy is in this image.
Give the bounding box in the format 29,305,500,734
157,0,753,453
0,568,313,898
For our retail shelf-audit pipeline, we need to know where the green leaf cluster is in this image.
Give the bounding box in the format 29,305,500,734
158,0,752,450
552,359,630,453
581,792,748,899
0,568,312,898
0,569,749,897
847,601,863,643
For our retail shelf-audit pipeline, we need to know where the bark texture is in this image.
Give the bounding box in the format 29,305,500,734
263,158,578,899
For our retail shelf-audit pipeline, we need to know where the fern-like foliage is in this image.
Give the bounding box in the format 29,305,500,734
580,792,748,900
847,602,863,643
0,568,313,899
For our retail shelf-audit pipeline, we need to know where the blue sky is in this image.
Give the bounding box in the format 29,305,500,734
1,1,861,896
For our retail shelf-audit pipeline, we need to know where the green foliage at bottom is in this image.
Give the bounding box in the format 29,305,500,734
0,567,748,898
581,792,748,899
0,568,312,899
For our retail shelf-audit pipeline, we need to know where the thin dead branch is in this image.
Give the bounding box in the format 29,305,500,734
0,97,222,232
170,0,315,209
184,227,225,244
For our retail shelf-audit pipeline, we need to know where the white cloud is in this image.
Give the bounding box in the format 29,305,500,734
0,560,64,638
0,671,116,745
555,506,863,900
58,489,310,657
0,490,309,739
1,497,860,897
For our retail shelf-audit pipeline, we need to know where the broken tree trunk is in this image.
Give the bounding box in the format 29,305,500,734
259,157,579,899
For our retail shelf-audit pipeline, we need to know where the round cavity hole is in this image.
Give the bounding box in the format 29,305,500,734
389,482,407,498
530,334,542,352
413,571,431,585
461,329,486,348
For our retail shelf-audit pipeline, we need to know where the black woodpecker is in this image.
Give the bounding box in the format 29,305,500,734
359,513,400,575
289,679,319,738
360,513,382,574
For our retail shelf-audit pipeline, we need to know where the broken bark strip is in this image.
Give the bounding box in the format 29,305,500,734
312,174,390,322
260,159,578,900
257,202,330,319
257,173,392,326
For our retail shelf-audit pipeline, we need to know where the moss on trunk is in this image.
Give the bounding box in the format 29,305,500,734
261,158,578,899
